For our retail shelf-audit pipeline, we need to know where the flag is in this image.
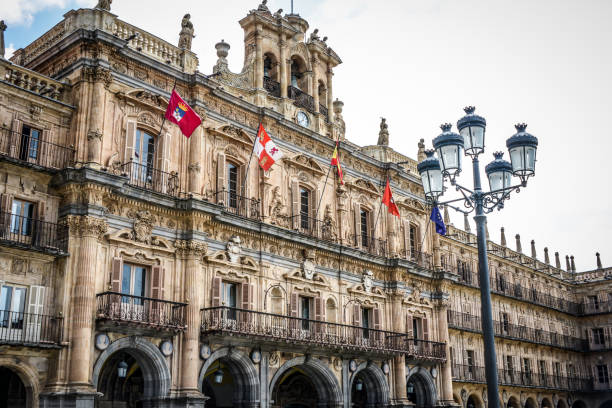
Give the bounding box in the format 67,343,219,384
331,143,344,184
164,89,202,138
382,178,400,217
430,206,446,235
254,123,283,171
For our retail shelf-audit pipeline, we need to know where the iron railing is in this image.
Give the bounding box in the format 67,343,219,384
579,300,612,315
0,211,68,254
288,85,316,113
213,190,261,220
349,234,388,257
401,249,433,269
96,292,187,330
0,127,75,170
121,160,180,197
447,310,586,351
0,310,63,346
263,76,281,97
201,306,446,360
278,215,338,242
586,329,612,351
319,103,329,119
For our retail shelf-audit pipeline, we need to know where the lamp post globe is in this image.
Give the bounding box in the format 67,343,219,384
457,106,486,156
506,123,538,184
433,123,464,177
485,152,513,193
118,361,128,378
417,150,443,201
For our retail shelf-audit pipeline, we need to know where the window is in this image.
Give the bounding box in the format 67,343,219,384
539,360,547,375
588,295,599,310
20,125,40,161
409,224,418,256
501,312,509,333
10,199,35,236
134,129,155,181
554,362,561,378
593,328,605,344
523,358,532,373
227,162,238,209
458,260,471,284
499,275,506,292
362,308,370,338
300,188,310,230
0,284,26,328
597,365,609,384
121,264,147,305
222,281,237,320
506,356,514,371
300,296,310,330
360,209,369,247
264,56,272,78
412,317,420,340
466,350,475,375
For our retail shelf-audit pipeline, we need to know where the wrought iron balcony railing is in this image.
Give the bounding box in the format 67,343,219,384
0,310,63,347
96,292,186,331
400,249,433,269
288,85,316,113
0,211,68,255
201,307,446,360
0,127,75,170
121,160,180,197
263,76,281,97
276,214,338,243
319,103,329,119
447,310,586,351
349,234,388,257
212,189,261,220
579,300,612,315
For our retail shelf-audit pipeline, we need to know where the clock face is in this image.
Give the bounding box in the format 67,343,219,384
297,111,310,127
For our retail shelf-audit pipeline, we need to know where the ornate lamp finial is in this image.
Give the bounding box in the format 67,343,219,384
464,106,476,115
514,123,528,132
440,123,452,132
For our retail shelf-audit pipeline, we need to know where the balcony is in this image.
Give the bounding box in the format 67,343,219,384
96,292,187,336
579,301,612,315
288,85,316,114
263,76,281,97
212,190,261,221
0,127,75,171
0,310,63,347
201,307,446,360
447,310,586,351
401,249,433,269
277,215,338,243
121,160,180,197
350,234,388,257
0,211,68,255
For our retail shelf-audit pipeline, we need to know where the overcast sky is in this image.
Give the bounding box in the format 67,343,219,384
2,0,611,271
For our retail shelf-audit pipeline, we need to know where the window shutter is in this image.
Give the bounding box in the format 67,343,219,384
239,163,247,198
373,307,381,330
27,285,45,316
353,202,360,247
291,180,300,229
150,266,164,300
216,152,226,203
242,283,251,310
212,277,221,307
423,317,429,340
0,194,13,231
125,121,136,162
314,296,322,321
110,257,122,292
352,304,361,326
290,293,298,317
368,209,375,247
406,313,413,336
311,188,319,235
403,220,410,258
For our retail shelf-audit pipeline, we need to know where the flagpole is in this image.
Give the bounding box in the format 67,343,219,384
314,136,341,223
158,79,177,139
371,176,387,248
242,112,263,200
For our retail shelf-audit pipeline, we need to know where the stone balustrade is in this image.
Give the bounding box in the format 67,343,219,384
0,59,68,103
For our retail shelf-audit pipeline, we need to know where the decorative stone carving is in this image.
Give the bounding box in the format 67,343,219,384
200,344,211,360
309,29,320,42
269,351,280,367
66,216,108,238
178,14,195,51
363,270,373,293
377,117,389,146
105,152,123,175
95,333,110,350
127,210,155,244
160,340,173,356
226,235,241,263
250,349,261,364
174,240,208,257
269,186,288,227
95,0,112,11
302,259,315,280
482,389,487,405
87,129,103,141
321,205,337,241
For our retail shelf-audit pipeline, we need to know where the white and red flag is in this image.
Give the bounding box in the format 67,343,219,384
255,123,283,171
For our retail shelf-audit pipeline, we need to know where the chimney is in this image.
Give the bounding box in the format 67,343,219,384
464,213,471,233
515,234,522,253
596,252,602,269
531,240,537,259
555,252,561,269
570,255,576,272
500,227,507,247
566,255,571,272
544,247,550,264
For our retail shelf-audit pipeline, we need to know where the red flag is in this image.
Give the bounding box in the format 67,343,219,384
382,178,400,217
164,89,202,138
331,142,344,184
254,123,283,171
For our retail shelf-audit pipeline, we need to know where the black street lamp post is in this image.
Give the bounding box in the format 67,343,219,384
418,107,538,408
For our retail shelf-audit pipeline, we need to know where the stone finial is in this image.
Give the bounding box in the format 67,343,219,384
214,39,230,71
530,240,537,259
596,252,602,269
95,0,112,10
500,227,506,247
565,255,571,272
544,247,550,264
570,255,576,272
485,218,490,240
515,234,522,253
417,138,426,162
464,213,471,233
377,118,389,146
443,205,451,225
0,20,6,60
555,252,561,269
178,14,195,51
333,98,344,117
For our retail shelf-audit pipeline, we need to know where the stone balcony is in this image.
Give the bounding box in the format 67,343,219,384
0,211,69,256
0,59,69,104
0,126,75,172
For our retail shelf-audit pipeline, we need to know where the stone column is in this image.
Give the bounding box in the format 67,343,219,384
279,35,288,98
436,299,455,405
68,216,107,387
87,67,110,168
188,127,204,197
312,52,320,113
176,240,207,406
326,65,334,122
433,229,442,269
255,25,263,89
391,293,409,404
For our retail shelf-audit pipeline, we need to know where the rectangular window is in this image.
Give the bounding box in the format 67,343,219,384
227,163,238,208
360,209,369,247
539,360,547,375
134,129,155,181
412,317,420,340
10,199,35,236
458,260,471,284
593,328,605,344
588,295,599,310
20,125,40,161
362,307,370,338
502,312,509,333
523,358,531,373
300,296,310,330
499,275,506,292
466,350,475,374
121,264,147,305
554,362,561,378
409,224,417,256
597,365,609,384
222,281,237,320
300,188,310,230
506,356,514,371
0,284,27,329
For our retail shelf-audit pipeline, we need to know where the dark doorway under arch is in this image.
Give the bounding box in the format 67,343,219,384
97,352,144,408
201,359,235,408
467,395,481,408
0,367,27,408
272,369,318,408
407,373,434,408
600,400,612,408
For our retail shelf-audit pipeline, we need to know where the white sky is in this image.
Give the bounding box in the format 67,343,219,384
4,0,611,271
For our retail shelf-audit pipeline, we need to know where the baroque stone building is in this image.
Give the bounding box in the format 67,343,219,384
0,2,610,408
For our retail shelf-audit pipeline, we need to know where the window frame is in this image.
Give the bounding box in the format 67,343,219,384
134,128,156,181
10,199,36,236
0,283,27,329
20,125,41,161
121,263,148,305
299,187,311,230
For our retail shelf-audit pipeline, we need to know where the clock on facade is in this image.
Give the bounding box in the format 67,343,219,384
296,111,310,127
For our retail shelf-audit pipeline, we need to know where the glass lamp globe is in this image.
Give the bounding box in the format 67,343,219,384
356,378,363,391
118,361,128,378
457,106,486,156
485,152,513,192
214,368,224,384
433,123,464,177
417,150,443,201
506,123,538,183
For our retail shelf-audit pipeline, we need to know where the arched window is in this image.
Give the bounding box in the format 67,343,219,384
263,53,280,97
325,298,336,323
134,129,155,181
290,56,307,91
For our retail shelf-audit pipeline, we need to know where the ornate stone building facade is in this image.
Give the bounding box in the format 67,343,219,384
0,2,610,408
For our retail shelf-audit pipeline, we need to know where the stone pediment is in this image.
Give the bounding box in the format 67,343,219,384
285,154,326,177
347,284,386,299
283,270,330,289
208,124,254,147
205,250,258,272
117,89,169,110
106,228,174,254
398,198,428,214
348,178,380,196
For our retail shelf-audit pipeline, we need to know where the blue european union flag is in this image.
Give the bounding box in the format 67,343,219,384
430,206,446,236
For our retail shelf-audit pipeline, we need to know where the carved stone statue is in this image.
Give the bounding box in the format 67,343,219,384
257,0,270,13
274,9,283,18
95,0,112,11
321,205,337,241
377,117,389,146
178,14,195,51
363,270,373,293
129,210,155,244
309,29,320,42
269,187,288,227
227,235,242,263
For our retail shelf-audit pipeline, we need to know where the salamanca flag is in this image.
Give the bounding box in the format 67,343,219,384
164,89,202,138
255,123,283,171
382,178,401,217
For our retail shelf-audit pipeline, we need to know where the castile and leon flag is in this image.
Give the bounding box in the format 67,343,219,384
164,89,202,138
255,123,283,171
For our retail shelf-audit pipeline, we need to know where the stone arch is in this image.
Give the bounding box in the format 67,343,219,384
348,361,390,407
556,399,568,408
571,401,587,408
467,393,484,408
92,336,171,399
526,397,537,408
263,51,279,82
270,356,342,407
326,296,338,323
0,358,39,408
198,347,260,406
508,396,521,408
542,398,553,408
406,366,438,408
